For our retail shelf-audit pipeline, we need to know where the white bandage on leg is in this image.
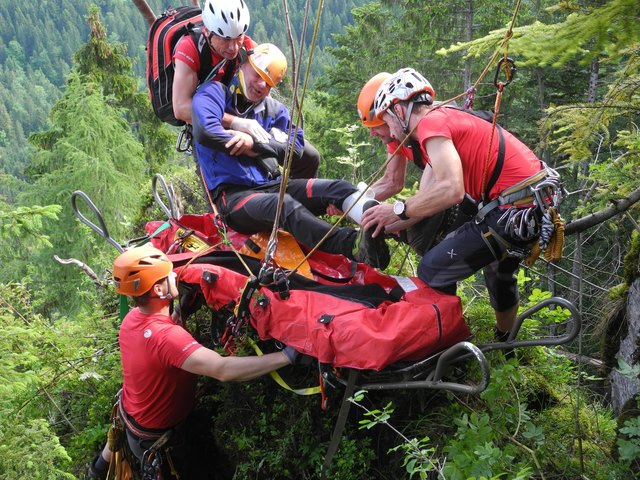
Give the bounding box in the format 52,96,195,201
342,182,377,225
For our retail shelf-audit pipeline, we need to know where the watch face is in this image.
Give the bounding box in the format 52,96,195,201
393,201,404,215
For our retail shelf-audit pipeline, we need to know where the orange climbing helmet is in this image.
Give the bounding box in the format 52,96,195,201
357,72,392,128
113,245,173,296
248,43,288,87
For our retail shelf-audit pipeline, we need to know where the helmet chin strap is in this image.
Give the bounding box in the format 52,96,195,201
402,101,415,136
156,277,173,300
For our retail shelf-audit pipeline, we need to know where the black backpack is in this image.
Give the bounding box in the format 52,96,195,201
146,6,213,126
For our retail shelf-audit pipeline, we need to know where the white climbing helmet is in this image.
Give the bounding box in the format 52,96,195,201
373,68,435,119
202,0,250,39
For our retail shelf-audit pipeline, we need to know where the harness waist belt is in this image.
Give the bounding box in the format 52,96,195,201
117,396,168,441
475,163,561,222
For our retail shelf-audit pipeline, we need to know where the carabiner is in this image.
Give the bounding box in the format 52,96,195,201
494,57,517,89
176,124,193,154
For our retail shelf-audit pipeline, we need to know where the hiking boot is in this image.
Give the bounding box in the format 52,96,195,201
352,201,390,269
86,453,108,480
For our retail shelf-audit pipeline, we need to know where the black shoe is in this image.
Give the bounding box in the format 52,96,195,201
352,201,390,269
87,453,108,480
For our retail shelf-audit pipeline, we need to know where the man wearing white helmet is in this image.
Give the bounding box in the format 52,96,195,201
356,72,464,256
191,44,391,269
172,0,319,178
362,67,561,341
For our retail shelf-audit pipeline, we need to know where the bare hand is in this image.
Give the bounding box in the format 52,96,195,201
325,204,343,216
226,131,255,155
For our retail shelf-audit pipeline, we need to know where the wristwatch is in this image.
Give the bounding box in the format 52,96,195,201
393,200,409,220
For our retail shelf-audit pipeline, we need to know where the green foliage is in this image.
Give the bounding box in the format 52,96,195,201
351,390,441,478
0,203,61,248
0,282,121,479
0,419,75,480
618,416,640,462
211,379,375,479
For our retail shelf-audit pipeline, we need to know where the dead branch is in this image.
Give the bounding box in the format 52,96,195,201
555,350,606,369
54,255,104,288
565,185,640,235
132,0,156,26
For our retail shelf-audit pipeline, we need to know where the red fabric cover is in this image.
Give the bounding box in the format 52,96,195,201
147,214,404,287
177,263,469,371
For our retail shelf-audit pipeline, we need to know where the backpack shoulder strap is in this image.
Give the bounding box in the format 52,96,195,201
188,28,214,83
483,124,505,201
441,105,506,201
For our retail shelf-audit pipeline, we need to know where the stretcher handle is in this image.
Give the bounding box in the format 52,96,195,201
431,341,490,394
152,173,180,220
480,296,581,353
342,341,490,395
71,190,123,252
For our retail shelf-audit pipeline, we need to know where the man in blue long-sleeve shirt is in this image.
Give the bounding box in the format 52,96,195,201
191,43,389,269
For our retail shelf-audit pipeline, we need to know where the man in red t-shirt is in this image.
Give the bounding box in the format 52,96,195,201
172,0,319,179
362,67,559,339
356,72,463,255
89,245,294,479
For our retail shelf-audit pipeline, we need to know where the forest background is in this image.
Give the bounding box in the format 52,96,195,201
0,0,639,478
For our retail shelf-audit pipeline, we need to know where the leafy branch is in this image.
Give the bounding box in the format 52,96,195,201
349,390,443,479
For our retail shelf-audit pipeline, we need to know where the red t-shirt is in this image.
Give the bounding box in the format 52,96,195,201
173,34,257,82
415,108,541,200
386,141,413,160
119,308,202,429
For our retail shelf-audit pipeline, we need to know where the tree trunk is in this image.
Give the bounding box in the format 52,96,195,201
565,186,640,235
132,0,156,26
570,232,583,310
609,278,640,415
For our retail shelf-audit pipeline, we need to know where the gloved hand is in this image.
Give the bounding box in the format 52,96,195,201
282,345,300,365
229,117,270,143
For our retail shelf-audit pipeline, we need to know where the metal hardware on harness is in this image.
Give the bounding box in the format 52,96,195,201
176,124,193,154
538,209,556,251
494,57,517,88
476,163,563,223
497,206,540,243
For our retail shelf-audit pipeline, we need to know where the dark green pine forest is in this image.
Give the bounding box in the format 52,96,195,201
1,0,640,478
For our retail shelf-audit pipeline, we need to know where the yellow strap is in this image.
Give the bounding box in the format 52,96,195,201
247,337,321,396
544,208,565,262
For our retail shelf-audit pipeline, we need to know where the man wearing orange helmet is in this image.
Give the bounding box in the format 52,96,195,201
89,245,294,479
172,0,319,178
362,67,562,339
356,72,460,255
192,44,390,269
